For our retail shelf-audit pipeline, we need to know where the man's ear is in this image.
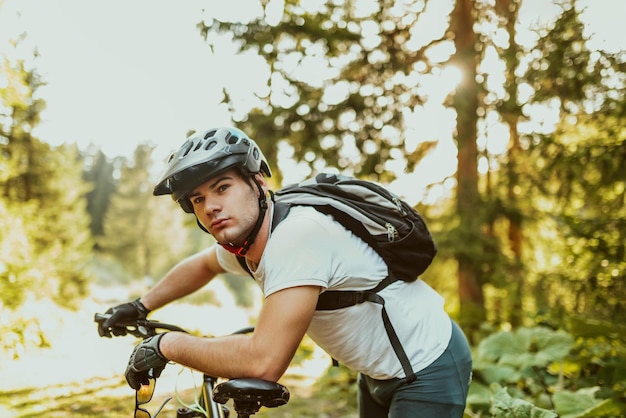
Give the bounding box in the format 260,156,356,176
253,173,268,192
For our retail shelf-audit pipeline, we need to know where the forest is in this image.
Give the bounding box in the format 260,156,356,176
1,0,625,416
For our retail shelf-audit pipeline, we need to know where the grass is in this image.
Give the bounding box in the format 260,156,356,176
0,376,132,417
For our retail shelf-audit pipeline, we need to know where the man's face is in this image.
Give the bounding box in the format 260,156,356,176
188,169,262,245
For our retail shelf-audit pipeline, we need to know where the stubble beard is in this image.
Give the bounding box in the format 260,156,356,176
219,199,260,246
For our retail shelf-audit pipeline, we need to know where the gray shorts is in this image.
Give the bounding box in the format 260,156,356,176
358,320,472,418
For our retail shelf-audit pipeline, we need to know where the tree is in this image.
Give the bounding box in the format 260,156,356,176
83,147,118,241
0,45,92,309
0,36,94,359
449,0,488,333
199,0,490,335
521,3,626,325
98,144,195,281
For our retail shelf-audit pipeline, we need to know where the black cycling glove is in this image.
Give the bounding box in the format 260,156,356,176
125,333,169,390
97,298,151,338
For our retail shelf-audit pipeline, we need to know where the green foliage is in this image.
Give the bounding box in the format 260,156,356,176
199,0,442,182
0,201,35,309
520,1,625,329
468,326,626,418
525,1,624,111
1,70,93,308
564,319,626,415
312,364,358,415
524,112,626,327
1,35,93,359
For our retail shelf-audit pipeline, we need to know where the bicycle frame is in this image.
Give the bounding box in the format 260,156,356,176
202,375,223,418
94,314,289,418
175,374,224,418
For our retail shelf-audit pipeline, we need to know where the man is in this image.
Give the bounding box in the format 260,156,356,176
97,126,472,417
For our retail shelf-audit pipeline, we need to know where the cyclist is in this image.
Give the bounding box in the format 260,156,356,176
97,126,472,418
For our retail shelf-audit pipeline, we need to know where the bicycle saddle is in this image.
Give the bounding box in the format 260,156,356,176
213,378,290,410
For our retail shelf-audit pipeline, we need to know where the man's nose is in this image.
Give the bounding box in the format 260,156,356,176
202,198,221,215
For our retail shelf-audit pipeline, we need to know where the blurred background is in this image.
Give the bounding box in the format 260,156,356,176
0,0,624,417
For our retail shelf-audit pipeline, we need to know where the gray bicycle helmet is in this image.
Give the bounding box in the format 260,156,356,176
153,127,272,213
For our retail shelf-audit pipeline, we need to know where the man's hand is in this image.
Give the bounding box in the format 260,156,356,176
125,334,169,390
97,298,151,338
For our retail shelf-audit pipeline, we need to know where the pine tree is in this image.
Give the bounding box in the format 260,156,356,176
83,147,117,240
99,144,194,281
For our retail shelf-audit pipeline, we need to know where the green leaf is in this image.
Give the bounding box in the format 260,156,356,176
481,365,520,384
475,327,574,370
489,383,558,418
553,388,599,417
574,399,625,418
554,388,623,418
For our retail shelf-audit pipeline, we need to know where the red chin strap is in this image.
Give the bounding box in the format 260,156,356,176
219,241,250,256
215,177,270,257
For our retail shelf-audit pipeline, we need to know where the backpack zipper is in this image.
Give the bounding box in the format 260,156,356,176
386,223,398,242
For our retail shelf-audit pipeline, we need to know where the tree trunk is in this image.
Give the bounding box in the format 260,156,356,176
451,0,486,340
498,0,525,328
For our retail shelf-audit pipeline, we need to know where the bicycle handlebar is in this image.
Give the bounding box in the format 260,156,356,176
94,312,255,339
94,312,188,338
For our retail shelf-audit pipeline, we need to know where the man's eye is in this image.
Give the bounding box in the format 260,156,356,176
218,184,230,192
192,197,204,205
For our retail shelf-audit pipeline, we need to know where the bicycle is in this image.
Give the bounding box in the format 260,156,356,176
94,313,290,418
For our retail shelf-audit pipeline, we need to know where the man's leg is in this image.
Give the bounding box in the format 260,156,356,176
389,398,466,418
388,320,472,418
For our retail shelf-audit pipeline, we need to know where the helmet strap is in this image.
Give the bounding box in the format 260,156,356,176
216,176,269,256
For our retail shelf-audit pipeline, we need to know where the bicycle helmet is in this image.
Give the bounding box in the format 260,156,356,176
153,127,272,256
153,127,271,213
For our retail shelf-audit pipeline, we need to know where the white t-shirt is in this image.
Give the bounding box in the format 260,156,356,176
217,206,452,380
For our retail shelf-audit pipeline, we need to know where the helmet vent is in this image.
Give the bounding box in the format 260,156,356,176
225,132,239,144
181,141,194,157
204,129,217,139
205,140,217,150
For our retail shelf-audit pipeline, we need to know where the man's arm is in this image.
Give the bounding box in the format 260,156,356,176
139,245,224,311
159,284,320,382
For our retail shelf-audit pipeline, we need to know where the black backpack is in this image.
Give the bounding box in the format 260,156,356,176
237,173,437,382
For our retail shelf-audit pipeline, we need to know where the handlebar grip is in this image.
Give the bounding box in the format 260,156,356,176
94,313,110,323
93,312,145,327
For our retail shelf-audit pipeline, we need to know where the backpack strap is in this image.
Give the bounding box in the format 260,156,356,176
379,299,417,383
315,274,397,310
316,274,417,383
